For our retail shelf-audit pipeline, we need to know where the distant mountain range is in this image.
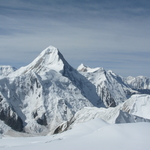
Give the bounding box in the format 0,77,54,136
0,46,150,136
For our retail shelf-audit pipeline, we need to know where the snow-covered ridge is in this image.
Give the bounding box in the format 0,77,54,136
77,64,138,107
124,76,150,91
0,45,102,135
0,66,17,77
9,46,68,77
0,45,150,137
77,63,103,73
55,94,150,134
120,94,150,119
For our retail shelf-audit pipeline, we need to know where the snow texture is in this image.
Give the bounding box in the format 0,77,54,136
0,46,101,135
0,45,150,137
77,64,138,107
0,118,150,150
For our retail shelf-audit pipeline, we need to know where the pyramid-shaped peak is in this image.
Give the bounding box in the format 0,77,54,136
26,46,68,74
77,63,88,72
78,63,87,68
41,45,59,54
10,46,70,77
38,45,61,60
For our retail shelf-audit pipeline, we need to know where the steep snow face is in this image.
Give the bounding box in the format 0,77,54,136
63,94,150,132
0,70,93,134
124,76,150,94
69,106,150,127
120,94,150,119
55,100,150,133
8,47,102,107
77,64,137,107
0,66,16,77
10,46,66,77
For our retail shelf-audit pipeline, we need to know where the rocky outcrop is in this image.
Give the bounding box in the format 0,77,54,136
0,106,23,131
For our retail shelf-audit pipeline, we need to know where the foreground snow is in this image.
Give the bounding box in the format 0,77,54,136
0,119,150,150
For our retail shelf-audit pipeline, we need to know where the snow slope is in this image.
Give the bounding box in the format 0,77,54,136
69,106,150,127
0,119,150,150
68,94,150,126
120,94,150,119
124,76,150,94
0,45,150,136
77,64,137,107
0,46,101,134
9,46,66,76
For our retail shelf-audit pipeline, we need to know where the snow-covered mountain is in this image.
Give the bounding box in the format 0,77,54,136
75,94,150,122
0,66,16,77
0,46,102,135
124,76,150,94
77,64,137,107
0,45,150,136
120,94,150,119
54,94,150,134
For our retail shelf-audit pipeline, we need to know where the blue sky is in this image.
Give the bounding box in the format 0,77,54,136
0,0,150,77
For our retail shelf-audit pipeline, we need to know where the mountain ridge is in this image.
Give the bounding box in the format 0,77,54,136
0,46,102,135
0,45,150,136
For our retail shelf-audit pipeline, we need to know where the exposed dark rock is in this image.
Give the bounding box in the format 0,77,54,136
0,95,3,102
135,89,150,95
0,107,23,132
53,121,70,134
32,111,38,119
106,97,116,107
36,113,47,126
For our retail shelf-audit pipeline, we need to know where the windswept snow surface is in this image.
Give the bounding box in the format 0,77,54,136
0,119,150,150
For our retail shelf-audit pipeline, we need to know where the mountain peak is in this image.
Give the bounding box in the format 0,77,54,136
77,64,102,73
25,45,65,74
77,63,88,72
10,46,69,77
40,45,58,55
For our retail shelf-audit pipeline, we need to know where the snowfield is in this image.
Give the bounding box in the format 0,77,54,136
0,118,150,150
